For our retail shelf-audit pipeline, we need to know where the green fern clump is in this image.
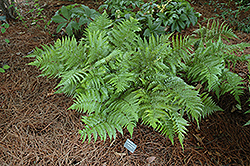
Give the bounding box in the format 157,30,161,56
186,19,250,104
27,14,250,148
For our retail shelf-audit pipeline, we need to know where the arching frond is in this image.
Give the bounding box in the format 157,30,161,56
171,34,194,64
187,56,224,91
193,19,239,42
172,111,189,149
85,11,113,34
219,69,245,104
161,76,203,121
79,114,121,143
69,89,103,114
55,68,86,95
86,30,111,64
106,72,136,94
107,92,139,137
200,92,223,118
109,17,141,51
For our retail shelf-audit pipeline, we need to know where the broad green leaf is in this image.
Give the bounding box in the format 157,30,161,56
3,23,9,28
172,14,179,19
82,5,92,17
180,13,188,21
178,20,186,29
188,14,197,26
143,28,151,37
186,19,191,27
61,6,71,20
52,15,67,23
171,21,179,32
71,7,85,14
65,21,79,36
56,22,67,33
245,110,250,114
65,22,73,36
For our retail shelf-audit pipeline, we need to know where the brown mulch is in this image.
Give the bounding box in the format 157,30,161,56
1,0,250,165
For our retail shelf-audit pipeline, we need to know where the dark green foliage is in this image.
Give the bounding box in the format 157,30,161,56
99,0,144,18
100,0,201,36
49,4,101,36
27,14,250,149
155,0,201,32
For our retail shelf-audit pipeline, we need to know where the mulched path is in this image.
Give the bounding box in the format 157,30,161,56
1,0,250,165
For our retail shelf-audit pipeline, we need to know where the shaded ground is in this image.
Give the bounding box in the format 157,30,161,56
1,0,250,165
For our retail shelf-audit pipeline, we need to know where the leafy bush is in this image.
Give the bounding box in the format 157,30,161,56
100,0,201,36
99,0,144,18
50,0,200,37
49,4,101,36
27,14,250,148
155,0,201,32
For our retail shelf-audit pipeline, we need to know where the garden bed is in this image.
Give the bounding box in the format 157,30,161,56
1,0,250,165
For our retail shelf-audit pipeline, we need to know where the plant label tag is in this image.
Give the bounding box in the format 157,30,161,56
124,139,137,153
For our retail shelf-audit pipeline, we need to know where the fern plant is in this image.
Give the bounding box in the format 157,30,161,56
186,19,250,104
27,14,250,149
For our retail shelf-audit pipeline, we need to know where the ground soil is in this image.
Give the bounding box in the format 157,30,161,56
1,0,250,165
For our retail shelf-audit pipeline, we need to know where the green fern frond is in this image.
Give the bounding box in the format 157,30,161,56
55,68,86,95
27,36,88,79
161,76,203,121
193,19,239,42
137,87,174,128
109,17,140,50
107,92,139,137
134,35,171,75
79,114,120,143
69,89,103,114
106,72,136,94
136,76,202,147
135,85,187,147
222,42,250,67
142,109,169,128
200,92,223,118
171,34,195,63
219,69,245,104
155,115,175,144
86,30,111,64
57,37,87,70
81,70,105,89
85,11,113,34
28,44,62,78
172,111,189,149
187,56,224,91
